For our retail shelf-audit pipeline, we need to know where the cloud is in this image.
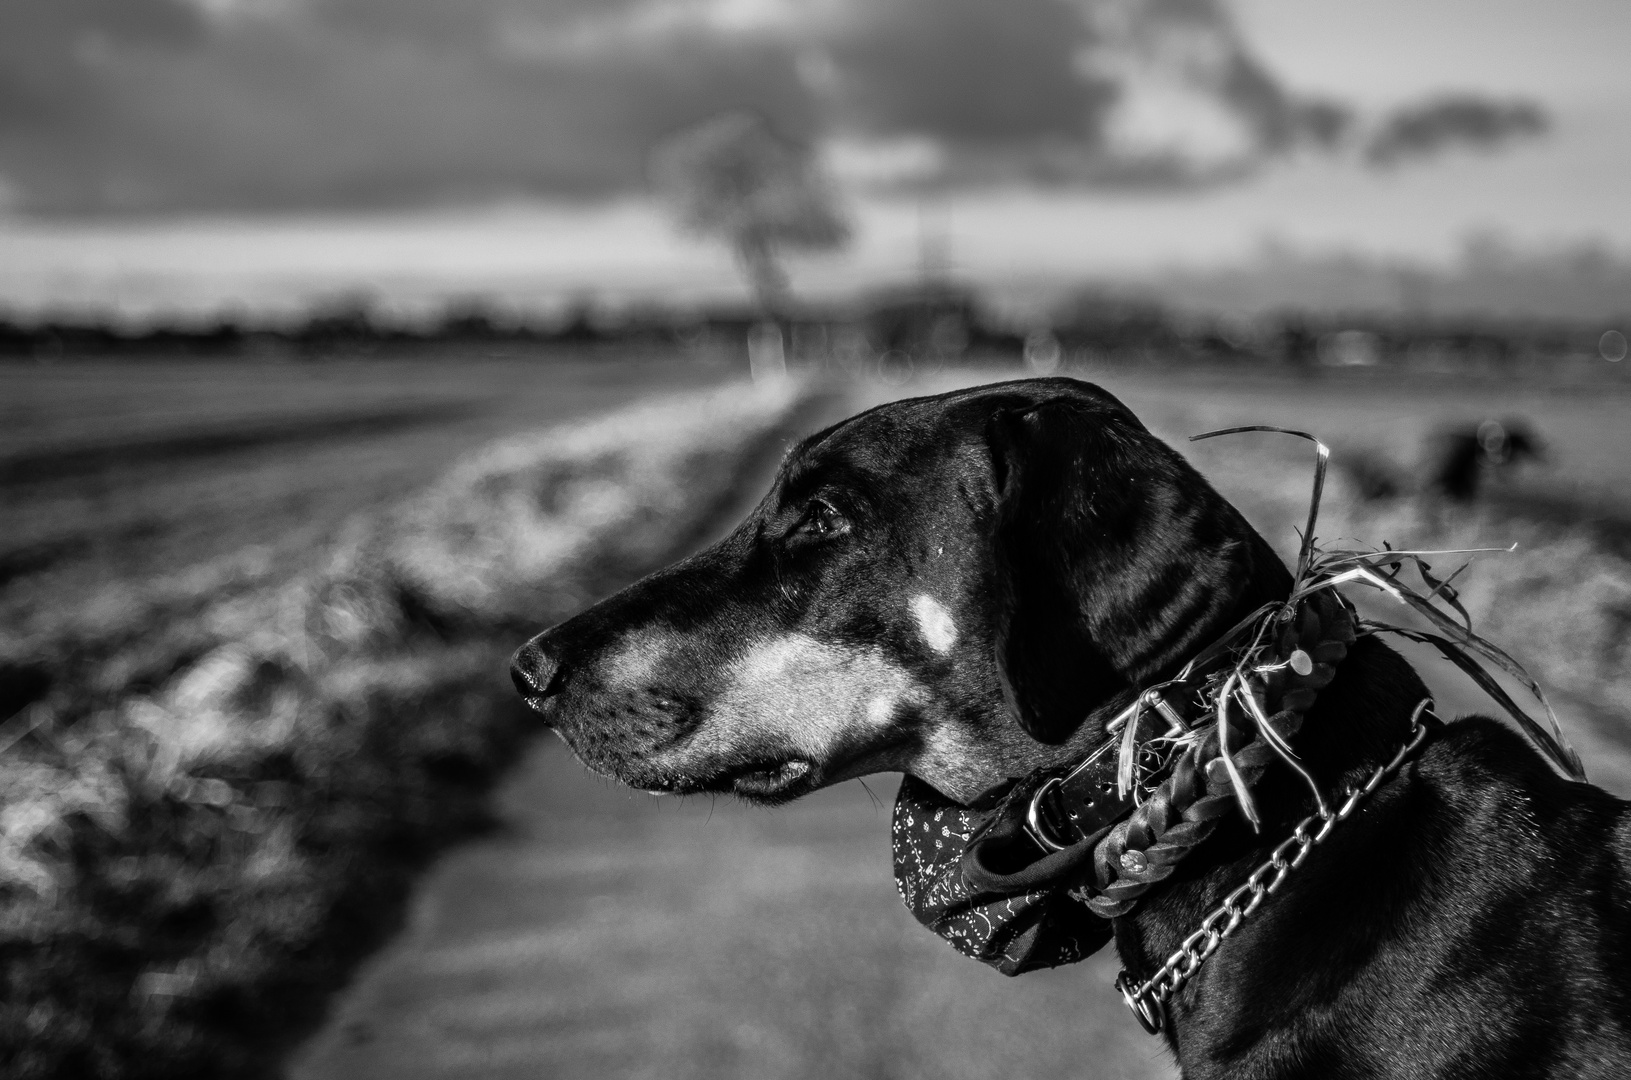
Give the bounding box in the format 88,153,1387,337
0,0,1547,212
0,0,204,126
1365,95,1548,168
1,0,823,210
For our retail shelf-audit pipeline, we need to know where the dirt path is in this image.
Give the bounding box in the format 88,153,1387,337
288,376,1631,1080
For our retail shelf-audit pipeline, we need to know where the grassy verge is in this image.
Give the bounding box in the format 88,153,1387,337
0,381,811,1080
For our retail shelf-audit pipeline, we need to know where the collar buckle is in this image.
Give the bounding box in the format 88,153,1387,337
1024,776,1070,852
1022,697,1177,853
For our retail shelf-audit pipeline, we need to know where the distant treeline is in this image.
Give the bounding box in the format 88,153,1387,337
2,284,1623,370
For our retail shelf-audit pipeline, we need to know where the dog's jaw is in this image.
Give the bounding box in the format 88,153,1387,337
720,759,814,801
704,634,923,753
638,633,929,804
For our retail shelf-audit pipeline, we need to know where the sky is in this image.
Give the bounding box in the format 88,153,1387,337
0,0,1626,318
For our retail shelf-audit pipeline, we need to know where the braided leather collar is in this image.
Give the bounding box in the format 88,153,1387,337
1008,589,1360,919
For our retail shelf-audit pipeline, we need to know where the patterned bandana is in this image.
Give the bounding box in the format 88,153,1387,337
891,774,1113,976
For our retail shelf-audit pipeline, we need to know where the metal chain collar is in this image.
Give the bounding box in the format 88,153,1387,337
1114,700,1436,1035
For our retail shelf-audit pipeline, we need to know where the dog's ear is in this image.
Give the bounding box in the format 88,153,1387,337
987,396,1291,743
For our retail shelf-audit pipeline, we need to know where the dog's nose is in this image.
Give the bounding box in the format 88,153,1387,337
510,640,563,704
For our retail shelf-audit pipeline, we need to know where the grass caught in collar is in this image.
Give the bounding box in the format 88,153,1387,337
1177,424,1585,827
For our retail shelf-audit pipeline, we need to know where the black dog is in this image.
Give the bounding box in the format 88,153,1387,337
1430,418,1545,502
512,378,1631,1078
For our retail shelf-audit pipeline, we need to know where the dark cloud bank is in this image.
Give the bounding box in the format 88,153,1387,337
1364,95,1549,167
0,0,1549,213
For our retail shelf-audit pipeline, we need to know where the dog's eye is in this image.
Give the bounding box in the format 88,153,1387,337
793,500,850,540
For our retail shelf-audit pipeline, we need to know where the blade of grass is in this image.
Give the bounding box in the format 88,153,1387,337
1192,426,1329,582
1366,621,1583,779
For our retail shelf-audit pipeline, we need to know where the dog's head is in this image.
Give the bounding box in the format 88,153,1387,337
511,378,1291,804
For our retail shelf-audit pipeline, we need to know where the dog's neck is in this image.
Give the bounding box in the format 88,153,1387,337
1116,634,1430,1045
916,688,1138,806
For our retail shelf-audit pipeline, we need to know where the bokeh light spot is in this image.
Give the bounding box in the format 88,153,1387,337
1601,330,1627,362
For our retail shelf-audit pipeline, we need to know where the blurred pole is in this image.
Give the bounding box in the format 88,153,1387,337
917,196,952,289
748,321,788,384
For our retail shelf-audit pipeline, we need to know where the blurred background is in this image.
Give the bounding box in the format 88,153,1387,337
2,2,1629,1078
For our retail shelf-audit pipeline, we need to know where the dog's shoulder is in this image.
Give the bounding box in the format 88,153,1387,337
1407,715,1631,953
1418,715,1627,826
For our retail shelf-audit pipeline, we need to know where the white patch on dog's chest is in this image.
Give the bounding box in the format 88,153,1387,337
910,594,958,653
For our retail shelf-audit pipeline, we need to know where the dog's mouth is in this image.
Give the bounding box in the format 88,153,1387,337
537,701,821,803
724,758,814,801
643,756,818,804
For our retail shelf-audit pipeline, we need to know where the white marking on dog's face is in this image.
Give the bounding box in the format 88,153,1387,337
602,628,671,689
674,633,922,766
910,594,958,654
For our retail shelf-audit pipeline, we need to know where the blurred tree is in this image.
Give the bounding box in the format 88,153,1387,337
650,112,850,321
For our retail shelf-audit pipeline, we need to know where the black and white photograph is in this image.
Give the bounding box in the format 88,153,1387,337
2,1,1629,1077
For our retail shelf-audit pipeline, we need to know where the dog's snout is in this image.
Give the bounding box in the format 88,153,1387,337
511,640,563,704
